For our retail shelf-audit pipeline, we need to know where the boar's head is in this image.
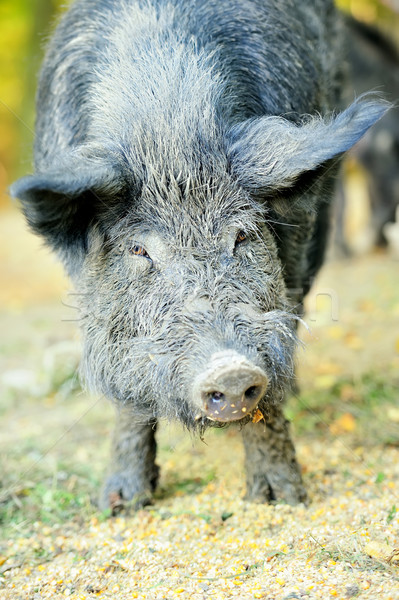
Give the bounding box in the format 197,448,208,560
11,97,388,429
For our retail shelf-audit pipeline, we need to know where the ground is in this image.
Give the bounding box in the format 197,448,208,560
0,209,398,600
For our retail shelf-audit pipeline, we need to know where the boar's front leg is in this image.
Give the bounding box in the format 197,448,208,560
100,407,159,513
242,405,307,505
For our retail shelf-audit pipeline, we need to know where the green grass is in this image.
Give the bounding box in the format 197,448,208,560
287,371,399,445
0,473,97,540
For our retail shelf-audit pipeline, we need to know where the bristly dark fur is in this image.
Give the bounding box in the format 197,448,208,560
10,0,389,509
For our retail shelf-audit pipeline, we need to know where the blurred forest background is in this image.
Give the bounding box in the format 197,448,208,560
0,0,398,198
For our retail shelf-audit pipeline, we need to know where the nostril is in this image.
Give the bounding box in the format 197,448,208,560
244,385,262,402
203,391,226,411
210,391,225,403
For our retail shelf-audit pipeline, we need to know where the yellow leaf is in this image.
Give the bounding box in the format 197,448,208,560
329,413,356,435
252,409,264,423
315,362,342,376
358,300,376,313
315,375,337,389
327,325,345,340
364,541,396,563
387,408,399,423
344,332,364,350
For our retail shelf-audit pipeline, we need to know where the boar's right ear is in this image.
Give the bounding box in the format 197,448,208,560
10,151,124,273
227,96,390,209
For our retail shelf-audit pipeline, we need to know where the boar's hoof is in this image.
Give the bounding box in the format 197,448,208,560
193,351,268,422
245,476,308,506
99,472,155,514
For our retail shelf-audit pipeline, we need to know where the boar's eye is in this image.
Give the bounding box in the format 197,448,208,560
129,244,151,260
234,230,247,247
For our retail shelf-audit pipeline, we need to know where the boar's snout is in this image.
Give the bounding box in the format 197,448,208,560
192,351,268,422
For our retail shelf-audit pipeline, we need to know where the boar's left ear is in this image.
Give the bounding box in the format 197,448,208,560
227,96,390,205
9,149,124,273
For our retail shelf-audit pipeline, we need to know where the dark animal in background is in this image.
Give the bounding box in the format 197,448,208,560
337,16,399,252
11,0,388,511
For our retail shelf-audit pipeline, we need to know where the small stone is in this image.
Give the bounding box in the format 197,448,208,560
345,584,360,598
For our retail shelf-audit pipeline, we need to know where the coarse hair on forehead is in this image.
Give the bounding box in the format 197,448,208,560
88,1,227,161
109,172,265,248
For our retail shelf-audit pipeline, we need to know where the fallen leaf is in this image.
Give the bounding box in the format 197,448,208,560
315,374,337,389
344,332,364,350
357,300,376,313
252,409,264,423
387,407,399,424
339,384,358,402
315,361,342,376
364,541,397,563
329,413,356,435
327,325,345,340
387,548,399,564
